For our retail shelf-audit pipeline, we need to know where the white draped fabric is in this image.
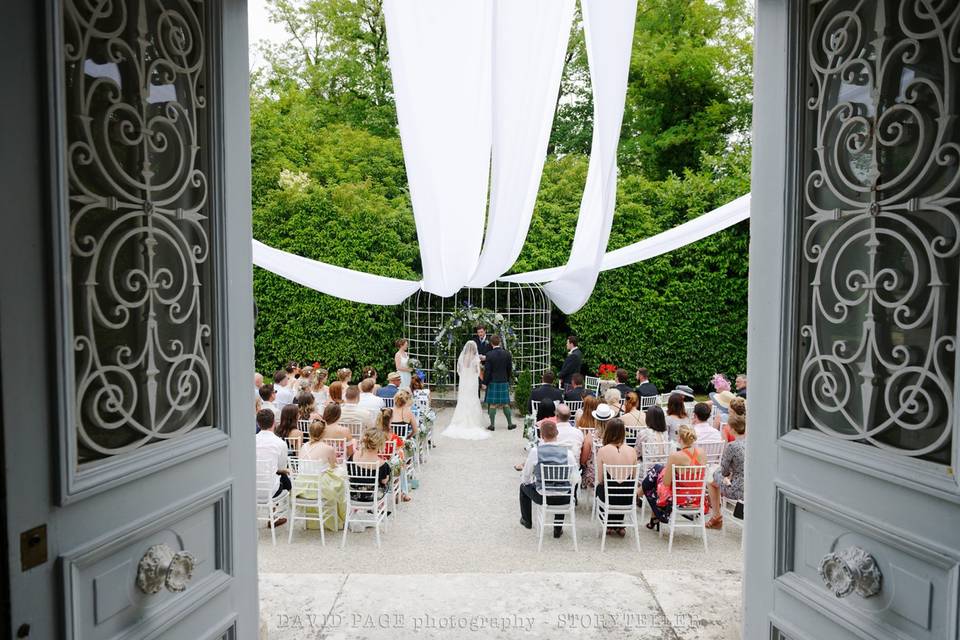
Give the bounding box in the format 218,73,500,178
501,194,752,283
383,0,493,297
540,0,637,314
466,0,576,288
251,240,420,305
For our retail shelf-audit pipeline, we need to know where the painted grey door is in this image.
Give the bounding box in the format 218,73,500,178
746,1,960,639
0,0,258,638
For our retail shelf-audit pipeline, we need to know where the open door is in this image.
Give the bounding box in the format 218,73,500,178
0,0,258,637
747,1,960,638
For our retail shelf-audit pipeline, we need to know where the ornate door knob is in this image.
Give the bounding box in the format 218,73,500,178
818,546,882,598
136,544,196,594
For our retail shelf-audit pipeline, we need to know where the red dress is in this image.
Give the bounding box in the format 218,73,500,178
656,447,707,510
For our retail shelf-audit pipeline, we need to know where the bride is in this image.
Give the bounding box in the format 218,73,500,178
442,340,492,440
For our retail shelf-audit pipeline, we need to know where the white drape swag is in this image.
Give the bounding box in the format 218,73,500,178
466,0,576,288
540,0,637,314
384,0,494,297
501,194,752,284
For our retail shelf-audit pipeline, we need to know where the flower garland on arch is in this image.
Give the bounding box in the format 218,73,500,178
432,303,516,381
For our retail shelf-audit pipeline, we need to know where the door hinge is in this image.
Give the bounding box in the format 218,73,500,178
19,524,47,571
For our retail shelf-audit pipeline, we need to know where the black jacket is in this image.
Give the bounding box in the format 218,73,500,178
531,383,564,412
483,347,512,384
563,386,593,402
558,348,583,386
473,335,492,358
635,381,659,398
614,383,635,398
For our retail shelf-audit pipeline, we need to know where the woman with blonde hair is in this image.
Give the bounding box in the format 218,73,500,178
348,427,392,498
313,403,354,458
377,409,412,502
295,418,347,531
390,389,419,435
311,368,330,405
337,368,352,386
642,424,705,530
603,388,624,417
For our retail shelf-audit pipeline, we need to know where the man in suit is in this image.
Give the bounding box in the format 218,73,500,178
530,370,564,413
483,335,514,431
634,367,658,399
563,373,593,402
472,325,492,361
557,335,583,390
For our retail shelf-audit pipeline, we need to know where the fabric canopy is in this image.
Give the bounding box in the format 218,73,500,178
501,193,752,283
467,0,576,288
541,0,637,314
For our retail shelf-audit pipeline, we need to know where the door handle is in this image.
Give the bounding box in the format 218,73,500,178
818,546,882,598
136,544,196,594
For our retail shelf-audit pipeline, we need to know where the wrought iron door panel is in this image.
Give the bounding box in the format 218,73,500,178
62,0,214,466
796,0,959,464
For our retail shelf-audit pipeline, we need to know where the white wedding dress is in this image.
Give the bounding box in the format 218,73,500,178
443,356,492,440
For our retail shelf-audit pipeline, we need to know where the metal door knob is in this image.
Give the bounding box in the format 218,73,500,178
818,546,881,598
136,544,196,594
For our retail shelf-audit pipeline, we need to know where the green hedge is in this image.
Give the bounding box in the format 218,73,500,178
251,99,750,390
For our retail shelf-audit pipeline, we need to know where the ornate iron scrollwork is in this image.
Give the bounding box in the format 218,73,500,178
63,0,212,462
798,1,959,462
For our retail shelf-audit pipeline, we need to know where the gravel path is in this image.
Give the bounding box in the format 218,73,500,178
258,408,744,574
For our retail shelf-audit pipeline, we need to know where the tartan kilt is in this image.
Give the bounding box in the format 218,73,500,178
484,382,511,405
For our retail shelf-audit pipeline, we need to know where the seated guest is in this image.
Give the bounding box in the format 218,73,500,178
358,378,385,414
390,390,419,436
603,388,624,416
710,389,737,422
276,404,304,452
535,400,558,428
634,367,658,400
296,392,321,422
518,421,581,538
347,427,391,499
255,408,291,526
298,419,338,468
621,392,645,427
720,397,746,442
297,366,314,395
531,371,564,412
315,403,355,458
613,368,634,398
635,405,671,457
706,412,746,529
340,385,376,430
692,402,722,444
595,417,638,537
735,374,747,399
377,409,412,502
665,391,692,441
361,366,381,393
554,404,587,463
274,369,296,407
641,424,704,530
258,384,278,420
254,372,263,402
563,373,592,402
327,381,345,405
337,367,352,386
377,372,402,399
311,368,330,405
575,395,602,434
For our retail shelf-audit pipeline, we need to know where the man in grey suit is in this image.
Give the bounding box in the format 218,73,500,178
557,335,583,390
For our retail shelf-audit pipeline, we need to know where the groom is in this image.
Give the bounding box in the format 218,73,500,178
483,335,515,431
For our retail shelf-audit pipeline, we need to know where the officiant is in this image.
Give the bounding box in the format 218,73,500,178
473,325,492,396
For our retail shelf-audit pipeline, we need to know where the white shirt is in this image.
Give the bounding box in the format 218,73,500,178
340,403,375,430
693,420,722,444
260,401,279,425
275,384,296,407
520,443,581,487
555,423,585,458
255,430,289,496
358,392,385,416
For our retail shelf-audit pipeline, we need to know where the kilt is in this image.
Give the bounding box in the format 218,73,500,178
484,382,511,405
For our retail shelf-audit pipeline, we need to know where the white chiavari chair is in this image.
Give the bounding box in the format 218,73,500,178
594,463,643,552
341,461,389,548
256,459,290,546
321,438,347,465
288,458,326,545
639,395,659,411
667,464,709,553
536,464,579,552
701,440,725,466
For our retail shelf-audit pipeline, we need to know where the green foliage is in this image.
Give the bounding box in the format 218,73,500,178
250,0,754,391
514,371,533,417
